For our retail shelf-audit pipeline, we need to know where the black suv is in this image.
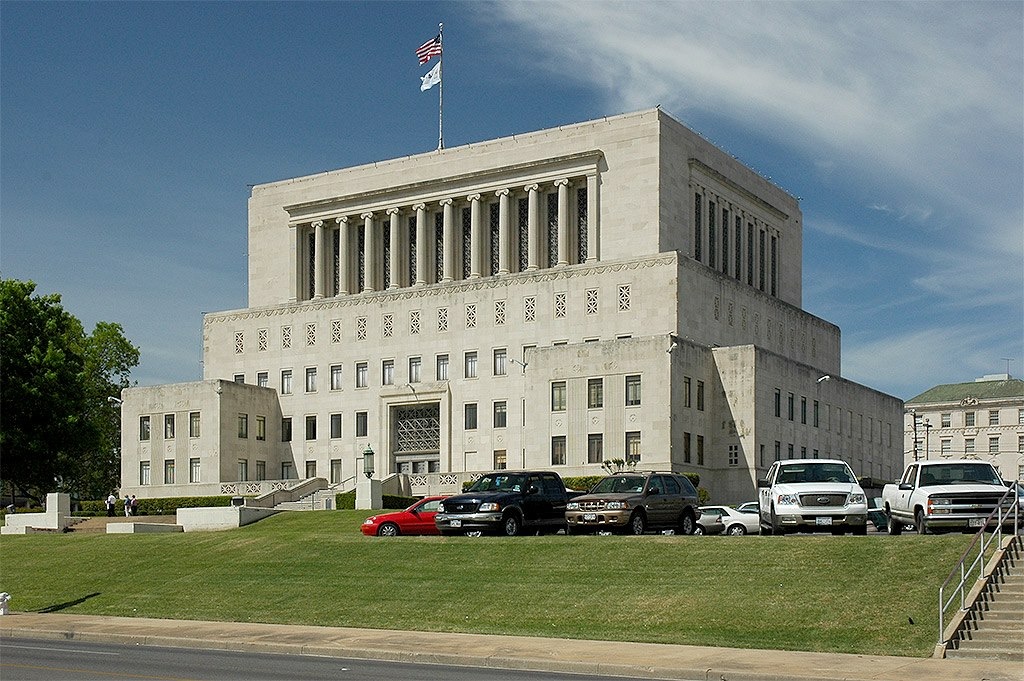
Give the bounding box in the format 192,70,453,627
565,472,700,535
434,471,573,536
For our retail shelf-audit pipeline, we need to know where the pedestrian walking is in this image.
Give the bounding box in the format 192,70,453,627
124,495,131,517
105,493,117,517
130,495,138,517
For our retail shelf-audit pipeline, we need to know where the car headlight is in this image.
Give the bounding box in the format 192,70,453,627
929,498,952,506
848,494,865,505
777,494,799,505
363,518,375,525
479,502,501,512
437,503,446,513
566,502,580,510
605,501,629,510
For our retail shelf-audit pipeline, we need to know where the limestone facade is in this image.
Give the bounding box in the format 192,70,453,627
121,108,903,504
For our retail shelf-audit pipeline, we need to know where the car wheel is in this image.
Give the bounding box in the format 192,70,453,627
727,524,746,536
694,524,705,535
915,509,929,535
627,511,646,535
679,511,696,535
502,513,522,537
770,507,785,536
852,524,868,536
886,511,903,536
377,522,400,537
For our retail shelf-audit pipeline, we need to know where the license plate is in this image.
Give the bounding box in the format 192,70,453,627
583,513,597,521
968,518,985,528
815,517,833,526
449,519,462,528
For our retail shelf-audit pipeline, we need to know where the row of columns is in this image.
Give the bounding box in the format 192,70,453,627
693,187,779,297
302,175,600,300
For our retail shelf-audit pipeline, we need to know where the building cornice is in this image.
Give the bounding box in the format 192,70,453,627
689,158,790,221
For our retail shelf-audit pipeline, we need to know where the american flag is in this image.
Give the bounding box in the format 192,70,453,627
416,35,442,64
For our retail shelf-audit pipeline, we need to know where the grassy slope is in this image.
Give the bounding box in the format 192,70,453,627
0,511,973,657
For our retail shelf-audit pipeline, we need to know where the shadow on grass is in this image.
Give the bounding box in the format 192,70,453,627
37,592,101,613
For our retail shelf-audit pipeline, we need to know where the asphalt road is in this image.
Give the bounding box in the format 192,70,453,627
0,637,648,681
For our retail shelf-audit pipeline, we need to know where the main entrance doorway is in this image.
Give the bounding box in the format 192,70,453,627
392,403,440,474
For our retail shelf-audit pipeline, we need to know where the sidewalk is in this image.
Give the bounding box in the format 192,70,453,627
0,612,1016,681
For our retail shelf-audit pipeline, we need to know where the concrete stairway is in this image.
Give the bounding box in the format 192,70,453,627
946,537,1023,662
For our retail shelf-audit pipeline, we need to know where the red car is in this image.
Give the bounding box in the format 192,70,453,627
360,496,446,536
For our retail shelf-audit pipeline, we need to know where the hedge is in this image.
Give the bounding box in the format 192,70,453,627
335,492,417,511
75,496,235,517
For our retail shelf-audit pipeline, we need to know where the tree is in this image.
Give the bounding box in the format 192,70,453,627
0,279,139,504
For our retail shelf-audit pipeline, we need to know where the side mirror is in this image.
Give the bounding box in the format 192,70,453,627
757,478,769,488
898,483,914,491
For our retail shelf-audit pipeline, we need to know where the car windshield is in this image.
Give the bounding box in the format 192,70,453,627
467,474,527,493
776,463,856,484
919,464,1003,487
590,475,646,494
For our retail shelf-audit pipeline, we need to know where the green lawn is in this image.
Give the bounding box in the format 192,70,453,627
0,511,975,657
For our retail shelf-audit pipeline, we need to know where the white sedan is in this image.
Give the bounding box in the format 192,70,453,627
698,505,761,536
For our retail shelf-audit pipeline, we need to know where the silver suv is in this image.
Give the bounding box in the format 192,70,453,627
565,472,700,535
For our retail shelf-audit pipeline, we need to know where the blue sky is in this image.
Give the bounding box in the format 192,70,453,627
2,1,1021,400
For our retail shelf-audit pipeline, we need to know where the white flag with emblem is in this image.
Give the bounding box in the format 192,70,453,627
420,61,441,92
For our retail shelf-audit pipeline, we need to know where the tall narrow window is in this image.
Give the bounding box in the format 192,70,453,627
626,431,641,464
257,371,268,387
493,348,507,376
551,436,567,465
493,401,507,428
281,369,293,395
382,359,394,385
697,435,705,466
189,458,201,483
588,378,604,409
140,415,151,441
408,356,421,383
164,460,175,484
330,364,343,390
708,200,716,268
281,417,292,442
465,351,478,378
330,413,343,439
356,362,368,388
684,377,692,408
305,367,317,392
693,192,703,262
164,414,175,439
696,380,705,411
139,461,151,486
305,415,316,441
625,375,641,406
256,416,266,441
551,381,567,411
464,403,478,430
436,354,449,380
588,434,603,464
238,414,248,439
721,207,729,274
189,412,200,438
356,411,368,437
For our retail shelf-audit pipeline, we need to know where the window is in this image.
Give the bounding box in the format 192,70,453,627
684,432,692,463
164,414,175,439
256,415,266,441
588,378,604,409
551,436,567,465
813,400,819,428
355,411,368,437
787,443,794,459
493,450,507,470
330,459,343,484
233,373,245,384
493,348,507,376
330,364,343,390
164,460,175,484
305,367,317,392
965,437,975,453
728,444,739,466
328,413,342,439
436,354,449,380
1019,408,1024,425
684,377,692,408
800,397,807,424
989,410,1000,426
189,458,201,483
281,461,294,480
238,459,248,482
305,461,317,478
774,389,781,417
588,434,603,464
140,415,151,441
281,417,292,442
235,414,247,439
965,411,976,427
940,412,951,428
257,371,268,388
256,460,266,481
356,362,368,388
774,441,781,461
464,403,478,430
408,356,421,383
787,392,794,420
281,369,293,395
626,431,641,464
551,381,567,411
493,401,507,428
305,415,317,440
464,351,478,378
696,380,705,411
989,436,1000,454
139,461,151,486
382,359,394,385
697,435,704,465
625,375,641,406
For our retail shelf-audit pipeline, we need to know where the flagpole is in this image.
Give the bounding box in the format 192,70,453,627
437,22,444,150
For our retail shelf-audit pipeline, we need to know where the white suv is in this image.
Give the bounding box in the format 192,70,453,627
758,459,868,535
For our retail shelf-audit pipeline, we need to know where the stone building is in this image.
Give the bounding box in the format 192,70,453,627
120,108,903,504
903,374,1024,481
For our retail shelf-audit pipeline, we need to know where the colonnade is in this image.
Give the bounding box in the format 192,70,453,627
294,174,599,302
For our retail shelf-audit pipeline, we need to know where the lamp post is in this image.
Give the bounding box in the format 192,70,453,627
923,419,932,460
356,444,382,510
362,445,375,479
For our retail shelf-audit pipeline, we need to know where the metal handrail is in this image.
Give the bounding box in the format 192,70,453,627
936,481,1020,645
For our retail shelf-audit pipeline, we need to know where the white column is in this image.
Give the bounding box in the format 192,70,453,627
525,183,539,271
362,212,375,292
496,189,510,275
441,198,454,282
555,179,569,266
468,194,482,278
289,224,299,302
387,208,401,290
312,220,326,298
586,173,599,262
414,203,427,286
336,216,350,295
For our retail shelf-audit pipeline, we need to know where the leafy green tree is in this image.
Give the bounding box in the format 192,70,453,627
0,279,139,504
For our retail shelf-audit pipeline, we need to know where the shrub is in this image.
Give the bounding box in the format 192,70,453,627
76,496,235,516
335,491,356,509
562,476,604,493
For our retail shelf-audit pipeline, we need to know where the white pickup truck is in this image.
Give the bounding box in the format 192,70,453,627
881,459,1013,535
758,458,868,535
